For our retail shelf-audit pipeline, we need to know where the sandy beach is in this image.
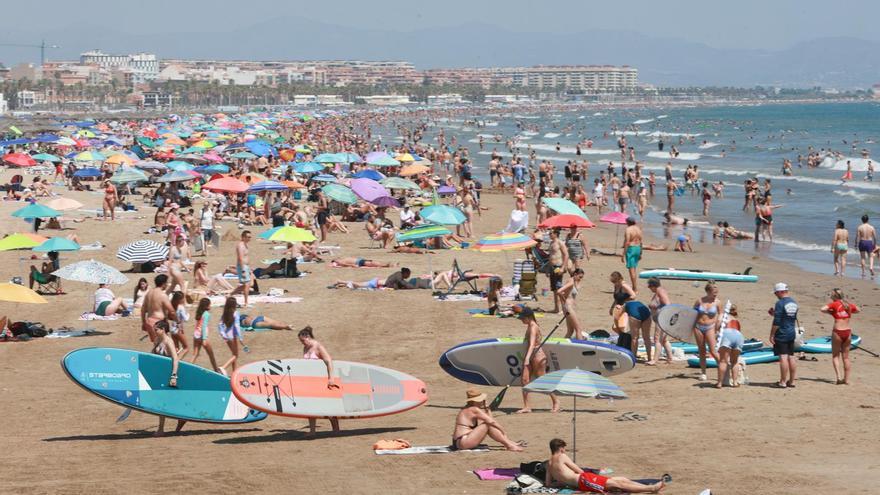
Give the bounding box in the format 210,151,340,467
0,172,878,495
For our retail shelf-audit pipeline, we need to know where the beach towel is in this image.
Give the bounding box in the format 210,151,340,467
473,468,521,480
79,312,120,321
372,439,412,451
374,445,490,455
207,295,303,307
45,329,111,339
468,309,545,318
79,241,104,251
435,294,518,303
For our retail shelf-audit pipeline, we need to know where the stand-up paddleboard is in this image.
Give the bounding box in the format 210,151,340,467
639,268,758,283
62,347,267,423
655,304,699,344
439,337,635,386
798,335,862,353
231,359,427,419
687,348,778,368
640,339,763,355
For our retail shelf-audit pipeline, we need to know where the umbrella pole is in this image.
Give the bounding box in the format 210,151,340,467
573,395,577,463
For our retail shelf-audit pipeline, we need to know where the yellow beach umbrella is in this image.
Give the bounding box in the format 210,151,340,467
395,153,416,162
0,283,47,303
105,153,136,166
0,233,43,251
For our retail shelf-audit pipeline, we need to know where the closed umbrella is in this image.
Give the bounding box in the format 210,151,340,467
12,203,61,219
321,183,358,204
542,198,589,220
53,259,129,285
33,237,80,252
524,368,627,462
116,240,168,263
420,204,465,225
472,232,537,252
350,178,390,202
380,177,420,191
0,283,47,304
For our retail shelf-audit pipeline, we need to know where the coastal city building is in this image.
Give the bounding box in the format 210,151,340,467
80,50,159,84
511,65,638,91
0,92,7,114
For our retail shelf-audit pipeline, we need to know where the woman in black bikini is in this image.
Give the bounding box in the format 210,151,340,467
451,388,524,451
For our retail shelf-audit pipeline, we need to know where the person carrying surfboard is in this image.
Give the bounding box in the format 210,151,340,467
299,326,341,436
517,307,560,414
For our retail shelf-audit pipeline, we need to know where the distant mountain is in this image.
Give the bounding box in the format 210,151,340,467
1,19,878,88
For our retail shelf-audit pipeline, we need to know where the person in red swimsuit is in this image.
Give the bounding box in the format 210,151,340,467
545,438,665,493
821,288,859,385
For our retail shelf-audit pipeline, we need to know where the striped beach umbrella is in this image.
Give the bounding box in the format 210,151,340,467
396,224,451,243
116,240,168,263
247,180,288,193
471,232,537,252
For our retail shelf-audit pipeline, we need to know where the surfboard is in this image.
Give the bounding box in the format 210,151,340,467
439,337,636,386
687,348,779,368
640,339,763,355
797,335,862,353
655,304,699,343
62,347,267,423
231,359,428,419
639,268,758,283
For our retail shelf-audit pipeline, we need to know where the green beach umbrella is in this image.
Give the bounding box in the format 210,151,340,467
12,203,61,219
542,198,589,220
231,151,257,160
32,153,61,163
380,177,421,191
0,233,42,251
321,183,358,204
110,167,148,184
396,224,451,243
33,237,80,252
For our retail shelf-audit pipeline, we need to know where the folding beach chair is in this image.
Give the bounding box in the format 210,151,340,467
445,258,480,296
30,266,62,295
525,246,552,274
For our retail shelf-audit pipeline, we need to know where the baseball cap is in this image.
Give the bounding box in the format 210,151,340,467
516,306,535,320
773,282,789,292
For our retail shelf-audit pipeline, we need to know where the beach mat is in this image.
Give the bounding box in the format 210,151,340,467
435,294,520,302
374,445,490,455
208,295,303,307
79,312,120,321
45,329,112,339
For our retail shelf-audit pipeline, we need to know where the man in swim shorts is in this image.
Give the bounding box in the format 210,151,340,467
234,230,252,306
622,217,643,291
770,282,798,388
546,438,664,493
856,215,876,277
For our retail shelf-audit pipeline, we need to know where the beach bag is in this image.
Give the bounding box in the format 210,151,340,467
617,332,633,350
26,323,47,338
519,461,547,481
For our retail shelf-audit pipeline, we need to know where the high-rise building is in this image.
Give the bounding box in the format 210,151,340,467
80,50,159,84
510,66,637,91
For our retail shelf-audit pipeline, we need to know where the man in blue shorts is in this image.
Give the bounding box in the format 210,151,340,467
621,217,643,291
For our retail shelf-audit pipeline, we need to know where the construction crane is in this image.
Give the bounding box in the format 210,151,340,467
0,40,61,66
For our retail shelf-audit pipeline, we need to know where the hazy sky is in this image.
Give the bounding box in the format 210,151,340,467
1,0,878,55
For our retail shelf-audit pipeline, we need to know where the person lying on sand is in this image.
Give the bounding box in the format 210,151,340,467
330,257,393,268
546,438,665,493
452,388,525,452
391,245,434,254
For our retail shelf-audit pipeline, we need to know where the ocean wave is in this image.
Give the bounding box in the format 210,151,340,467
592,112,605,116
833,190,873,201
528,143,619,155
771,237,829,252
647,151,702,161
647,131,704,138
698,142,722,149
543,132,562,138
633,118,654,125
611,130,649,136
521,131,539,136
656,115,668,119
819,156,875,172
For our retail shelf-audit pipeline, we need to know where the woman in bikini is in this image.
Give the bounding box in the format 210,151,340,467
609,271,653,362
832,220,849,277
192,261,235,295
558,268,584,339
166,235,189,295
102,180,118,221
299,326,340,435
132,277,149,309
330,257,392,268
692,282,722,381
517,307,560,413
821,288,859,385
646,278,674,365
452,388,524,452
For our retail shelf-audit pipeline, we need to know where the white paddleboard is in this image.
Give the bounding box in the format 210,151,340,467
656,304,699,343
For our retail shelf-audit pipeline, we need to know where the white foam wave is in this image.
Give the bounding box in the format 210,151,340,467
611,131,649,136
633,118,654,125
647,131,704,138
529,143,620,155
698,142,722,149
592,112,605,116
647,151,702,161
656,115,668,119
543,132,562,138
521,131,539,136
819,156,875,172
833,190,872,201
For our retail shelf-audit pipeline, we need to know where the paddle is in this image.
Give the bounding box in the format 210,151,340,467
489,312,568,411
854,345,880,358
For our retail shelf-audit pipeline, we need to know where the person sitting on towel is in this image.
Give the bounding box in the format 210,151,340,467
546,438,665,493
451,388,524,452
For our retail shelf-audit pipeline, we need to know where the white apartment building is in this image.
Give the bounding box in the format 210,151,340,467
16,90,46,108
80,50,159,84
0,93,7,114
511,65,637,91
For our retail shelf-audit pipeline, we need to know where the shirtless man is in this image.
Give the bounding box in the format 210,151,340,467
622,217,643,292
451,388,524,452
548,229,569,314
665,178,677,213
330,257,392,268
856,215,876,277
233,231,252,306
141,274,183,436
315,189,331,242
546,438,664,493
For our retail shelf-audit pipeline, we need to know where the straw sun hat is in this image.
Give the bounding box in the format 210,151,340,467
465,387,486,404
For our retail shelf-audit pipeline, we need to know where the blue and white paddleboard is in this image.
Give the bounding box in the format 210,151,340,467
62,347,267,423
439,337,635,386
642,339,764,355
639,268,758,283
687,348,778,368
798,335,862,353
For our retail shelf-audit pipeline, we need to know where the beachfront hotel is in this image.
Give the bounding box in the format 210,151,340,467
510,65,638,91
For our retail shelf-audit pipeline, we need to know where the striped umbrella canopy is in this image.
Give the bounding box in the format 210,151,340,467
420,204,465,226
53,259,129,285
396,224,451,243
321,183,357,204
116,240,169,263
110,167,149,184
380,177,420,191
258,226,316,243
524,368,627,462
471,232,537,252
11,203,61,219
542,198,589,220
248,180,288,192
33,237,80,252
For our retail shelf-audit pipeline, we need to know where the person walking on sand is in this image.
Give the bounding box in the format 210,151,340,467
558,268,585,340
452,388,525,452
548,229,569,313
832,220,849,277
716,304,744,388
646,278,673,365
821,288,859,385
233,230,252,306
191,297,219,372
299,326,341,435
769,282,798,388
141,275,183,436
622,217,643,292
545,438,664,493
516,307,560,414
856,215,876,278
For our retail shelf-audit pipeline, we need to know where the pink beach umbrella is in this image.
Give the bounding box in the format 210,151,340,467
600,211,631,252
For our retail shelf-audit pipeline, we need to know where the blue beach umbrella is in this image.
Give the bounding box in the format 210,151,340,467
166,161,194,172
314,153,340,164
33,237,80,252
73,168,102,178
420,204,465,225
353,169,385,181
294,162,323,174
194,164,230,174
12,203,61,219
248,180,288,192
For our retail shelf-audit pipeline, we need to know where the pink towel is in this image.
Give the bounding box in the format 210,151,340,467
473,468,520,480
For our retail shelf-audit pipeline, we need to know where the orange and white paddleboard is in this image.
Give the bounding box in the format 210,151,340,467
231,359,428,419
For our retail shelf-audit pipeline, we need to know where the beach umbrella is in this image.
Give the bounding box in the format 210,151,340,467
0,283,47,304
539,214,596,229
281,180,306,190
73,168,102,178
52,259,129,285
155,170,196,183
395,153,416,163
202,176,249,193
437,185,456,196
74,151,106,162
110,167,148,184
366,152,400,167
0,233,43,251
165,160,194,172
230,151,257,160
3,153,36,167
244,140,276,157
12,203,61,219
46,197,84,211
259,226,316,243
371,196,401,208
472,232,537,252
542,198,589,220
420,204,465,225
321,183,358,204
293,144,312,153
524,368,626,462
192,139,216,149
105,153,136,166
33,237,80,253
337,152,363,164
399,164,429,176
293,162,323,174
137,136,156,148
600,211,630,252
135,160,167,171
32,153,61,163
353,169,385,181
314,153,340,164
116,240,168,263
312,174,337,183
248,180,288,192
396,224,451,243
350,178,390,202
380,177,420,191
194,164,230,175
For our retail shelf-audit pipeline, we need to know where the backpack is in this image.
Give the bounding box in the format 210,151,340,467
519,461,547,481
617,332,633,351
